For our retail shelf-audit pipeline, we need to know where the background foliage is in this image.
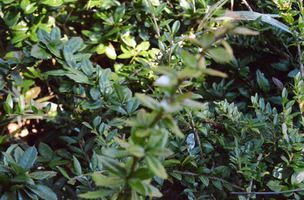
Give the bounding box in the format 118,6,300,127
1,0,304,199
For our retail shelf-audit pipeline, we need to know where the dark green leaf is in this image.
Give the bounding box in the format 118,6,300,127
27,184,58,200
73,156,82,175
63,45,76,68
19,146,37,172
46,44,61,58
50,27,61,45
37,29,50,44
90,86,100,100
4,10,20,27
38,143,53,161
81,58,94,76
256,70,270,93
11,71,23,84
31,44,51,60
67,37,83,53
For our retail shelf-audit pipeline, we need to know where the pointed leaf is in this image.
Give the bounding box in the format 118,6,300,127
97,155,126,176
27,184,58,200
73,156,82,175
78,189,115,199
19,146,37,172
145,153,167,179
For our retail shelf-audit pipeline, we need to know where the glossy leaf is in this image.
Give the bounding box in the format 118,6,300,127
27,184,58,200
256,70,270,93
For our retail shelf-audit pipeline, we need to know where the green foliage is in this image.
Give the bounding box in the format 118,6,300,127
0,145,57,200
1,0,304,199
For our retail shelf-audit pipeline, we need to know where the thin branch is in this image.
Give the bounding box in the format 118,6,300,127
242,0,253,12
172,170,245,191
70,170,105,180
119,68,142,85
246,153,263,200
231,188,304,195
178,87,204,160
147,0,160,37
296,36,304,80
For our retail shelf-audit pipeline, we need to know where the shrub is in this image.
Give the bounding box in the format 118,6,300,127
1,0,304,200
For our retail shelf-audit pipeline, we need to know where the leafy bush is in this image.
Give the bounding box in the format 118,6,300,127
1,0,304,200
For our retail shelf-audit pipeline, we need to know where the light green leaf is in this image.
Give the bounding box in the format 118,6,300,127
128,178,146,195
128,145,145,158
171,20,180,34
149,147,173,157
135,93,160,111
202,68,227,78
162,115,184,138
78,189,115,199
122,36,136,48
145,153,167,179
207,47,234,62
97,155,126,176
154,3,167,15
89,173,125,187
267,180,283,192
136,41,150,52
56,166,70,179
105,45,117,60
29,171,57,180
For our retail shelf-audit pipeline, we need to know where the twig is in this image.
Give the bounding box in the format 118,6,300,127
178,87,204,160
246,153,263,200
172,170,245,191
242,0,253,12
258,0,264,13
70,170,105,180
230,188,304,195
119,68,142,85
147,0,160,37
296,36,304,80
231,0,234,11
